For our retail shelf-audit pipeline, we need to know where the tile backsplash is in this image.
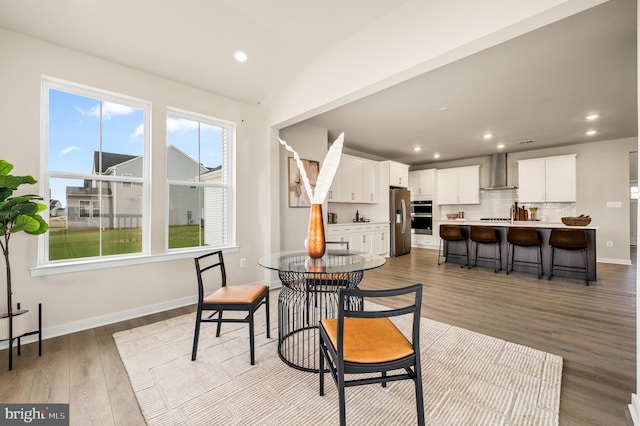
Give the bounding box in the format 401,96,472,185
438,189,577,223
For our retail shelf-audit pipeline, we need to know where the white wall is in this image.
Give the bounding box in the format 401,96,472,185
0,28,269,335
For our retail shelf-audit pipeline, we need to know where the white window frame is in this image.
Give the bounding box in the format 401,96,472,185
165,107,236,252
38,77,151,269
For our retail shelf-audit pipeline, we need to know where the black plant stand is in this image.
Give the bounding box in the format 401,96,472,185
1,303,42,371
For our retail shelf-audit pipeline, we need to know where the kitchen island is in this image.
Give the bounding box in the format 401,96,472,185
438,220,598,281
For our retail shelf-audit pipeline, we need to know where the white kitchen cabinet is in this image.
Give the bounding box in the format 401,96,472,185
361,160,378,203
328,155,377,203
380,160,409,188
372,224,389,255
409,169,436,197
326,223,389,256
436,165,479,205
517,154,576,202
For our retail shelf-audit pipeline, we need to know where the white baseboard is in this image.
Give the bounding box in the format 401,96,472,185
597,257,632,265
629,393,640,425
0,282,282,351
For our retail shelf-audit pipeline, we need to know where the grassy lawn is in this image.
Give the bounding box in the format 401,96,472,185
49,225,203,260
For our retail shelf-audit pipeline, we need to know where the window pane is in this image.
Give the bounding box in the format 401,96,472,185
168,184,204,249
167,116,225,182
48,175,143,260
167,184,227,249
48,90,100,174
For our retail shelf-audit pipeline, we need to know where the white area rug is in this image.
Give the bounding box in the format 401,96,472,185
113,297,562,425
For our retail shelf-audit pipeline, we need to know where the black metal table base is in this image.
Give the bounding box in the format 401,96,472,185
277,270,362,373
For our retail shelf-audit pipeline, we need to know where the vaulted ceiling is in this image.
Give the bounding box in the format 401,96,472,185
0,0,635,165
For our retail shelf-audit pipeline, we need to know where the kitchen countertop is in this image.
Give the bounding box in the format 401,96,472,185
327,221,389,227
437,219,598,230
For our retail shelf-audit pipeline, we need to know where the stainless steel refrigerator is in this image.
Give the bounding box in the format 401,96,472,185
389,187,411,256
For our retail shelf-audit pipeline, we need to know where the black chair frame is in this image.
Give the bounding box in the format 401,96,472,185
319,284,425,426
507,242,543,278
549,245,589,285
470,227,502,273
506,228,543,279
437,225,469,267
191,250,270,365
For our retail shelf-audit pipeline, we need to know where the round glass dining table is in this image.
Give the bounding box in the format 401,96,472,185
258,249,387,372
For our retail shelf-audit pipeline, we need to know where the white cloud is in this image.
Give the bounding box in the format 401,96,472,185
167,117,198,132
132,124,144,138
58,145,80,157
79,102,135,119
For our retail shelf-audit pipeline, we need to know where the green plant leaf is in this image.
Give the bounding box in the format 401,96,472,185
11,214,42,234
0,160,13,176
24,214,48,235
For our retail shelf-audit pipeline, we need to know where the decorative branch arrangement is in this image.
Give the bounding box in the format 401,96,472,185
278,133,344,205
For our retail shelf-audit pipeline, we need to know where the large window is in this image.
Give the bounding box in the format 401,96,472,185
41,79,150,263
166,109,235,250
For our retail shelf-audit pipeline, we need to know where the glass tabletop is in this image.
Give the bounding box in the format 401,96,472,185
258,250,387,274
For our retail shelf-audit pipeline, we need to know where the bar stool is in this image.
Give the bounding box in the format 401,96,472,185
549,228,589,285
506,227,543,278
438,224,469,267
470,226,502,273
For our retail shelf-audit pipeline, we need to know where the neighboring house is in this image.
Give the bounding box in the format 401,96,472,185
65,146,218,229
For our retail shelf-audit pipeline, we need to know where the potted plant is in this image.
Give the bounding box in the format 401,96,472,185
0,159,48,340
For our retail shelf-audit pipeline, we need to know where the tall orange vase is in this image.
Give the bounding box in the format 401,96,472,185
305,204,326,258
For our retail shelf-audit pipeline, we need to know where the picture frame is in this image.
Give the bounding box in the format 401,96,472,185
288,157,320,207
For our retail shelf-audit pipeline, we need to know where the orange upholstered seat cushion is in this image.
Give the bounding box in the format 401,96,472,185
204,284,267,304
321,317,414,363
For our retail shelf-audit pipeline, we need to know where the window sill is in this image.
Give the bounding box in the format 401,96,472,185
30,246,239,277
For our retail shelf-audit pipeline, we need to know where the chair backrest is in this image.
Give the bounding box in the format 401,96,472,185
336,284,423,359
549,228,588,249
327,240,350,250
470,226,498,243
507,227,540,245
440,224,463,241
194,251,226,302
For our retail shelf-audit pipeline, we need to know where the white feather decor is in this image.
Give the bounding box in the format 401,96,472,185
279,133,344,204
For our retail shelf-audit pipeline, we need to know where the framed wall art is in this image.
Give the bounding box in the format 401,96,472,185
288,157,320,207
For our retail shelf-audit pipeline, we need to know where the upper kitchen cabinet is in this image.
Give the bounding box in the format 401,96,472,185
409,169,436,198
437,165,480,205
381,160,409,188
517,154,576,203
328,154,378,203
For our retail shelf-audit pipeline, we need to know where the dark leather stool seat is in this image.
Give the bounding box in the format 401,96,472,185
549,228,589,285
438,224,469,267
507,227,543,278
469,226,502,273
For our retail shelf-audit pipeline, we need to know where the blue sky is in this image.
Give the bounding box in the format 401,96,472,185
48,89,223,206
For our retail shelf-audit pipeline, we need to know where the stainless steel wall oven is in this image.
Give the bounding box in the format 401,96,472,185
410,200,432,235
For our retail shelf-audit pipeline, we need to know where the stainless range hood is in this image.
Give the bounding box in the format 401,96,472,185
481,153,518,190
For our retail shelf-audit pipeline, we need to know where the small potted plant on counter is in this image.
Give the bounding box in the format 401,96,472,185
0,160,48,356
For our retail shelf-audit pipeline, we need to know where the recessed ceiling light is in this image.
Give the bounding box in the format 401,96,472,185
433,153,440,159
233,50,248,62
497,144,505,149
437,107,449,112
413,146,422,152
586,129,597,136
585,113,600,121
483,133,493,140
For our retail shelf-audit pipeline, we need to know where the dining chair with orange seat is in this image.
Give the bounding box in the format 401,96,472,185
319,284,425,426
191,250,270,365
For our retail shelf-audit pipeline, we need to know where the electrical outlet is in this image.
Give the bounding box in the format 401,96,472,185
607,201,622,208
606,241,613,248
240,258,247,268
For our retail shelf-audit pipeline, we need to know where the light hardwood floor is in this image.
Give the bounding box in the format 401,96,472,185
0,247,635,425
